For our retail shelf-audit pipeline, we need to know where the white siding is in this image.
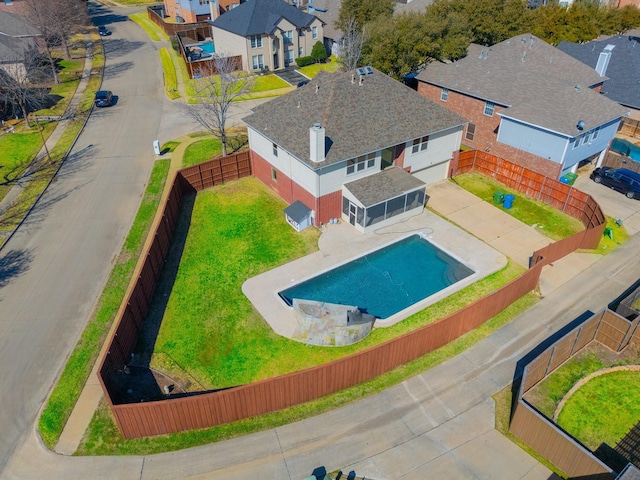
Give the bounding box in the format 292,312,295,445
318,154,380,196
402,127,463,173
413,161,449,185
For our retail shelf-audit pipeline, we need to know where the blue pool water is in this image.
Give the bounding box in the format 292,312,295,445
611,138,640,162
279,235,474,319
200,42,215,54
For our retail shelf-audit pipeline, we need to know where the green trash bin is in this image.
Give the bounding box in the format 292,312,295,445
493,190,505,205
565,172,579,185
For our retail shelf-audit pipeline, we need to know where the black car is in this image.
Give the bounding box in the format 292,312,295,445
98,26,112,36
590,166,640,199
94,90,113,107
296,80,309,88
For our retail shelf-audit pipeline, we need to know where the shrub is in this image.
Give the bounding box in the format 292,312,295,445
295,55,315,67
311,41,328,63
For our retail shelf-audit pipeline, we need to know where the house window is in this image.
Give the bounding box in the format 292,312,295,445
483,101,495,117
271,168,277,182
465,123,476,142
272,143,278,156
283,30,293,44
298,47,303,57
346,152,376,174
312,26,318,39
252,54,264,70
573,134,584,149
581,134,589,146
441,88,448,102
589,128,599,142
250,35,262,49
412,136,429,154
199,0,209,4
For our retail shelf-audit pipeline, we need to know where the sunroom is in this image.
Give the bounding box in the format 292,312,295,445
341,167,427,234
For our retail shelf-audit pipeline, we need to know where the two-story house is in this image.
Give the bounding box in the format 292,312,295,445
417,34,629,179
244,68,467,232
211,0,324,72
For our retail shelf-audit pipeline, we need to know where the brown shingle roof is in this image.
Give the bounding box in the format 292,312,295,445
418,34,628,136
244,68,467,168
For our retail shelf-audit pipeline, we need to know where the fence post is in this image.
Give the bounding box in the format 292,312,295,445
538,177,545,201
562,186,571,213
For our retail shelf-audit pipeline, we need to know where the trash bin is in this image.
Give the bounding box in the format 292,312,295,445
560,175,570,185
503,193,515,209
565,172,578,185
493,190,505,205
603,227,613,239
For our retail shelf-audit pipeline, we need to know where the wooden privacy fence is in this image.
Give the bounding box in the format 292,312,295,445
97,149,606,438
510,308,640,479
619,117,640,138
147,6,212,39
602,150,640,174
456,150,606,268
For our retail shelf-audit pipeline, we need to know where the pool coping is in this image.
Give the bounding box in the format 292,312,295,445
242,209,507,339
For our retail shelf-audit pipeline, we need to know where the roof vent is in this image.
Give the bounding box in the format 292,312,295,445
521,52,526,62
315,84,319,93
575,84,581,92
577,120,586,131
351,73,355,84
359,75,364,86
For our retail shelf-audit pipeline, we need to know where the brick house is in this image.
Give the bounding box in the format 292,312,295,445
417,34,628,179
163,0,239,23
244,68,467,232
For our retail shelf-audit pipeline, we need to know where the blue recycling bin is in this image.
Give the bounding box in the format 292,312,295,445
503,193,515,209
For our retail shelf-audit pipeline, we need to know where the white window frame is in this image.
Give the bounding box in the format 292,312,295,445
440,88,448,102
312,26,318,39
272,143,278,156
283,30,293,44
250,35,262,49
346,153,376,175
252,54,264,70
412,136,429,154
589,128,599,142
483,101,495,117
573,134,583,149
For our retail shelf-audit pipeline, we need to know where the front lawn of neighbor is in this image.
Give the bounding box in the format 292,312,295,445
297,57,341,77
453,173,585,241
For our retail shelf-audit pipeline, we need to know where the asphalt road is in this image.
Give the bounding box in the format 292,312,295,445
0,3,171,474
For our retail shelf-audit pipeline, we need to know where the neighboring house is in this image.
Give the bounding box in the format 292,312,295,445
0,10,39,82
558,33,640,120
211,0,324,72
163,0,242,23
307,0,341,56
417,34,629,179
244,68,467,232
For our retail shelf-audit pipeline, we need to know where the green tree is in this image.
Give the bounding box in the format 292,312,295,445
311,41,328,63
336,0,394,31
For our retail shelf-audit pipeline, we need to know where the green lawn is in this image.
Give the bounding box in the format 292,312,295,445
557,370,640,451
452,173,585,240
129,12,169,42
159,48,180,99
182,137,223,167
149,177,527,389
297,57,341,77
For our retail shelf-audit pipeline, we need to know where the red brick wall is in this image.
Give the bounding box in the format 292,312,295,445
250,150,343,226
418,81,562,178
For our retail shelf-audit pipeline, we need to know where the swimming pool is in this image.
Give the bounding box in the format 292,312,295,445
611,138,640,162
200,42,215,54
279,234,474,319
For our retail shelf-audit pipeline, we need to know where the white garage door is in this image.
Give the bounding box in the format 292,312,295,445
412,160,450,185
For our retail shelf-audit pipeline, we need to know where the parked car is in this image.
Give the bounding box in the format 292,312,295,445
297,80,309,88
98,26,111,36
94,90,113,107
590,167,640,199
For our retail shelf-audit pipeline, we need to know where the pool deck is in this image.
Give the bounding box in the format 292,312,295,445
243,208,507,338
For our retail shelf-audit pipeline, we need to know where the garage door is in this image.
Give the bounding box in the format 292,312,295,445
412,160,450,185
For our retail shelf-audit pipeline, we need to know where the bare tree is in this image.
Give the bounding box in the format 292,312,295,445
24,0,89,83
339,17,365,72
180,55,253,157
0,46,51,129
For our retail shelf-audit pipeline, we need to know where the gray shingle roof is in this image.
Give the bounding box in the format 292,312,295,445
344,167,425,207
212,0,319,36
308,0,341,41
557,35,640,110
284,200,312,222
0,9,39,37
244,68,467,169
417,34,627,137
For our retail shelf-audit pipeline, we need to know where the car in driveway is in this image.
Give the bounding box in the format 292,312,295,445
94,90,113,107
98,26,112,36
590,167,640,200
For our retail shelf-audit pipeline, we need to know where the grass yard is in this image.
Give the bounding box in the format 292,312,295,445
297,57,341,77
251,74,289,92
557,370,640,451
182,137,223,167
159,48,180,100
129,12,169,42
148,177,528,389
452,173,585,241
